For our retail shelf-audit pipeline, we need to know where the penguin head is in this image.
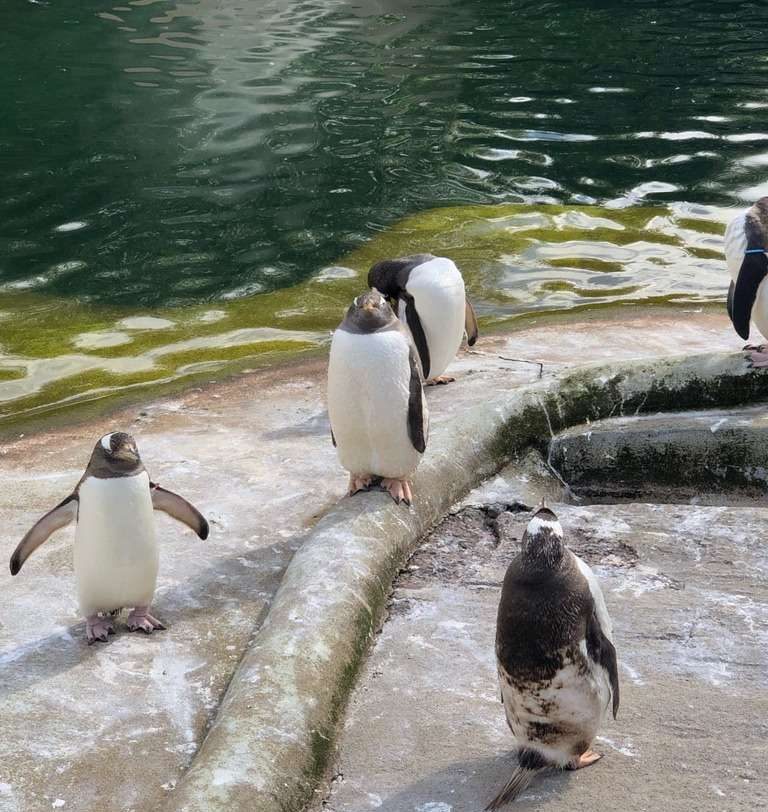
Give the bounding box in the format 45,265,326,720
354,288,388,313
346,288,396,329
90,432,142,473
521,505,565,570
525,505,563,538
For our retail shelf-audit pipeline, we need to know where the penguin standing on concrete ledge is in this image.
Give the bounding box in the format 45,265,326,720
487,505,619,809
10,432,209,644
327,289,428,505
368,254,479,385
724,197,768,367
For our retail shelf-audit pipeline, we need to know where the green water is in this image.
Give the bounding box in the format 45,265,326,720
2,0,767,424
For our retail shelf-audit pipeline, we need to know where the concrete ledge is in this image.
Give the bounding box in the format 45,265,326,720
550,405,768,497
166,352,768,812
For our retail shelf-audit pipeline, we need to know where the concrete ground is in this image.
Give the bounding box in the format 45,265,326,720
0,311,750,811
314,465,768,812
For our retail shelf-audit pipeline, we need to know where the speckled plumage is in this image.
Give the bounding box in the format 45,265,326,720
487,507,619,808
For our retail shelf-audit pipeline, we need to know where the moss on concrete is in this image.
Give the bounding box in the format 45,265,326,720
550,409,768,494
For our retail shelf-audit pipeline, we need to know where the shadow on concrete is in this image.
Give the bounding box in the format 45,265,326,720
261,408,331,440
373,753,574,812
0,538,297,699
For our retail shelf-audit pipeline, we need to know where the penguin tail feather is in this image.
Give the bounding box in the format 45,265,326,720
485,749,548,809
485,767,541,809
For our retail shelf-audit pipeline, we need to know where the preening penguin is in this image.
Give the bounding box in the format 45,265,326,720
10,432,209,644
487,506,619,809
724,197,768,367
327,289,428,505
368,254,479,385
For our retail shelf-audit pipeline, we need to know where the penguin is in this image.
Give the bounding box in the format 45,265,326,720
9,432,209,644
724,197,768,367
367,254,479,385
327,288,428,505
487,505,619,809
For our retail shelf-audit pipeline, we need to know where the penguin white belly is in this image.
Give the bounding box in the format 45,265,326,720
499,649,611,766
403,257,466,379
74,471,158,615
328,328,421,479
751,281,768,340
724,212,768,339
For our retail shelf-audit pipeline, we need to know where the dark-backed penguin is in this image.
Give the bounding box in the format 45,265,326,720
327,289,428,505
724,197,768,366
10,432,209,644
487,505,619,809
367,254,479,385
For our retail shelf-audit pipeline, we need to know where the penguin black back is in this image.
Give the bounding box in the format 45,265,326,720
729,199,768,340
496,509,591,683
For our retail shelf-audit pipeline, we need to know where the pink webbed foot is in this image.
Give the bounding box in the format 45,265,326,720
381,478,413,506
348,473,373,496
425,375,455,386
127,606,166,634
745,345,768,368
566,750,603,770
86,614,115,645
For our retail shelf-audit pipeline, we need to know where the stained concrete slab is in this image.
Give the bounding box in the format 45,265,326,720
0,311,754,811
314,471,768,812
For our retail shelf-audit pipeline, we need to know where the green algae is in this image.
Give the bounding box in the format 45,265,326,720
0,201,730,431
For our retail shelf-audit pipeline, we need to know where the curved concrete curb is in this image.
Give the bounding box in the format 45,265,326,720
168,352,768,812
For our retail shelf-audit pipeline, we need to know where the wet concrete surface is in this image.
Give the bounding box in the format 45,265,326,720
0,311,750,811
315,465,768,812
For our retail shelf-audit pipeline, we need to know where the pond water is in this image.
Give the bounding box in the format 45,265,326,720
1,0,767,425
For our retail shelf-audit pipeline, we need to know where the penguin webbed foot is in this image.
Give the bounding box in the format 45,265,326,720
566,749,603,771
425,375,455,386
744,345,768,368
126,607,166,635
86,614,116,645
381,478,413,506
348,473,374,496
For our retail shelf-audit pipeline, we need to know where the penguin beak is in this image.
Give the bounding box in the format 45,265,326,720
115,443,139,462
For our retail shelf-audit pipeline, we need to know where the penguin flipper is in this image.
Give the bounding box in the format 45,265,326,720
726,280,735,322
151,484,209,539
404,295,431,380
407,347,428,454
465,299,479,346
586,607,620,719
10,494,78,575
730,252,768,340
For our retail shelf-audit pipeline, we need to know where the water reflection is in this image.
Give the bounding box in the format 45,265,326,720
4,0,768,307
